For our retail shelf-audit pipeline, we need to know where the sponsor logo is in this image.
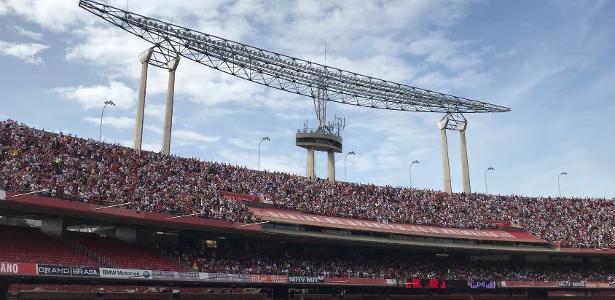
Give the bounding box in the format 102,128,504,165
177,272,199,281
0,262,19,274
249,275,288,283
288,276,323,284
37,265,71,276
71,267,99,277
152,270,177,280
585,282,611,289
199,273,250,282
559,281,586,288
0,262,36,276
100,268,152,279
468,280,496,289
404,278,447,289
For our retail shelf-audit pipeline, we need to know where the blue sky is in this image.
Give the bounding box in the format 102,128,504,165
0,0,614,198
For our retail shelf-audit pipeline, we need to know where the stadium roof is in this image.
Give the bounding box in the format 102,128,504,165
79,0,511,114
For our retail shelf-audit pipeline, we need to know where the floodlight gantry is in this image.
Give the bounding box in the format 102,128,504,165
79,0,510,188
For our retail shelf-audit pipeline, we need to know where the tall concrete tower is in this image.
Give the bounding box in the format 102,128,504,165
296,88,344,182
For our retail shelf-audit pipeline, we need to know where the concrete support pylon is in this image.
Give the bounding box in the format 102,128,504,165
327,150,335,182
133,48,154,152
458,121,471,193
306,147,315,180
161,57,180,156
438,119,453,194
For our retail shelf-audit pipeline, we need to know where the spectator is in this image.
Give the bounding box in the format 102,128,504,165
1,120,614,248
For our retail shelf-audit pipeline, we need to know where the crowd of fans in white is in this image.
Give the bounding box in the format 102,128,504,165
167,243,615,281
1,120,614,248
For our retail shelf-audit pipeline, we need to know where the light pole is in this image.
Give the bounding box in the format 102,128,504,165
484,166,494,194
99,100,115,142
409,160,420,188
344,151,355,181
558,171,567,197
258,136,270,170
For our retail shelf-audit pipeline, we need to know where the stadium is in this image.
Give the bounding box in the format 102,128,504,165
1,1,615,300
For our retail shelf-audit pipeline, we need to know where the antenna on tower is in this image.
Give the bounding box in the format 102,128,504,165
324,40,327,66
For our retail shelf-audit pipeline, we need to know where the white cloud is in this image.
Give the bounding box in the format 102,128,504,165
144,103,166,120
216,147,303,174
120,140,161,152
495,48,518,59
174,129,219,143
0,40,48,64
0,0,85,32
228,138,256,151
66,25,150,78
144,125,162,135
407,31,481,71
13,25,42,40
82,116,134,130
52,81,135,110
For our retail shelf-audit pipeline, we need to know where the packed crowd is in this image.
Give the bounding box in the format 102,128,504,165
1,120,614,248
167,242,615,282
0,120,256,223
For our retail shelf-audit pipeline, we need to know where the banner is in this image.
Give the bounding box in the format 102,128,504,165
468,280,496,289
177,272,200,281
37,265,71,276
0,262,37,275
71,266,99,277
585,282,612,289
199,272,250,283
250,274,289,284
404,278,447,289
100,268,152,280
288,276,324,284
500,281,558,288
152,270,177,280
37,265,99,277
324,277,389,286
559,281,586,288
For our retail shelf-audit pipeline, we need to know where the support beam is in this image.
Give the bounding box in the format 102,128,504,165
133,48,154,151
306,147,315,180
458,121,471,193
161,57,180,156
327,150,335,182
41,216,65,237
438,120,452,194
115,226,137,244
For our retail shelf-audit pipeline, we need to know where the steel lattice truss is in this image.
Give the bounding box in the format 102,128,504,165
79,0,510,114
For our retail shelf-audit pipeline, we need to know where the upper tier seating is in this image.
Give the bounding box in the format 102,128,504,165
1,120,614,248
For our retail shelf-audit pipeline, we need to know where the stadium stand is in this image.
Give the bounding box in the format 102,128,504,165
1,224,613,282
167,241,615,281
66,231,185,271
1,120,615,249
0,225,96,267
